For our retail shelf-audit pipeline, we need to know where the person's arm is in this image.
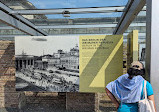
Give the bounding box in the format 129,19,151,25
148,95,156,112
105,88,120,109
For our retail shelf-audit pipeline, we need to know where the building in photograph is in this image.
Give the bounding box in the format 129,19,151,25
54,50,66,58
61,55,79,70
48,57,61,67
60,45,79,70
34,60,48,70
70,44,79,56
42,54,53,62
42,54,61,68
15,51,35,71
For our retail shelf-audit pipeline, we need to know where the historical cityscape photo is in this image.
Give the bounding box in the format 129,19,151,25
15,36,79,92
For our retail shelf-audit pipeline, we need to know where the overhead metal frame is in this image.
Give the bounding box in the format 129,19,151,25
9,6,146,15
0,2,48,36
0,32,146,37
0,1,147,36
113,0,146,34
10,6,125,15
0,26,15,29
35,23,146,29
0,23,146,30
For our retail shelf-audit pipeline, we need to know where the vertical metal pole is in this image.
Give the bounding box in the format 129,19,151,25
146,0,159,111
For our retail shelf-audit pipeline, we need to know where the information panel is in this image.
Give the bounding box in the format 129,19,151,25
15,35,123,92
79,35,123,92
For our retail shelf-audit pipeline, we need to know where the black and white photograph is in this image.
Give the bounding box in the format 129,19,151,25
139,43,146,66
15,36,79,92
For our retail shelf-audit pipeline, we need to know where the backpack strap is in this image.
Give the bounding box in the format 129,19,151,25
142,80,147,100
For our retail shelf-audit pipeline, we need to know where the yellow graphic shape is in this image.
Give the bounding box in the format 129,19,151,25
89,37,123,87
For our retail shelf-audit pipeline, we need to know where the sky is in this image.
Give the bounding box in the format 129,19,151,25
28,0,128,19
28,0,128,9
15,36,79,56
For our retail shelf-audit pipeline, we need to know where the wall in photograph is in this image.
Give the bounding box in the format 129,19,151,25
79,35,123,92
127,30,138,68
15,36,79,92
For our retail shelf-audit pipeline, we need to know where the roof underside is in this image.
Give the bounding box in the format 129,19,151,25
0,0,146,42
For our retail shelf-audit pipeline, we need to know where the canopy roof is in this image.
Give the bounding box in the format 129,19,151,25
0,0,146,42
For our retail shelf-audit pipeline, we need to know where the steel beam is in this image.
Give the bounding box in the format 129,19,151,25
46,33,145,37
0,26,15,29
0,35,27,41
10,6,146,15
35,23,145,29
0,2,47,36
0,10,43,36
0,23,145,30
36,24,117,29
0,33,145,38
10,6,125,15
113,0,146,34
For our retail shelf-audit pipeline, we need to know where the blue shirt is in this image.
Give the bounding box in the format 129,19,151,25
117,81,153,112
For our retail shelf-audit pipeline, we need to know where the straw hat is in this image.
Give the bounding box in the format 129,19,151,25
130,61,143,70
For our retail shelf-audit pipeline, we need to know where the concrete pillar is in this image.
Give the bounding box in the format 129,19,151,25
146,0,159,111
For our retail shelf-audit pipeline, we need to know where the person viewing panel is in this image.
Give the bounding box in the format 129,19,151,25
105,61,156,112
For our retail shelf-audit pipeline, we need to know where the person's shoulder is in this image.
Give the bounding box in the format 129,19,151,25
146,81,152,87
146,81,151,84
145,80,154,96
142,80,150,84
144,80,153,89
